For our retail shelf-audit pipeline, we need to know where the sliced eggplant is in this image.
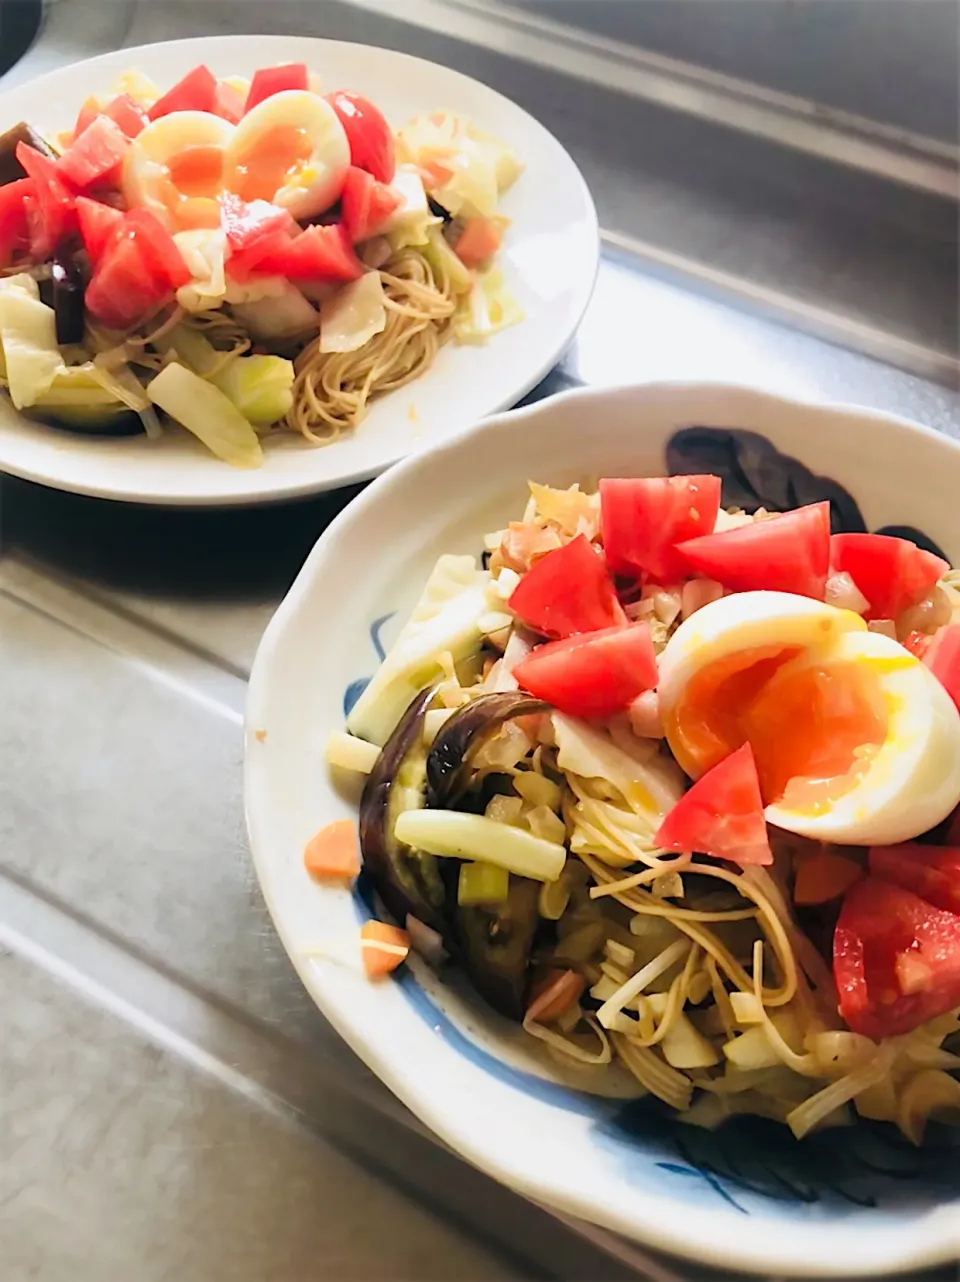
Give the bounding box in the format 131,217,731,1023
358,686,448,932
426,692,550,809
454,876,541,1021
22,366,141,436
0,122,57,186
48,257,85,345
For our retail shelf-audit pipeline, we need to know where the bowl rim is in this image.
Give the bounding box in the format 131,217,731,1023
246,380,960,1277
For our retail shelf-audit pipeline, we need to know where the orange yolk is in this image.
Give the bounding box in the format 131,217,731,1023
668,645,888,815
227,125,313,203
167,145,225,198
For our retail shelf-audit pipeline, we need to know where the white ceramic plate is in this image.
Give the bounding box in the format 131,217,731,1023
245,383,960,1277
0,35,597,505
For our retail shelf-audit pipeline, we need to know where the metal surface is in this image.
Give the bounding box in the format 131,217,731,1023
1,6,959,1281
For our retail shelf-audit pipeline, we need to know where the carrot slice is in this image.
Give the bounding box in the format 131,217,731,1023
303,819,360,881
360,920,411,978
454,216,504,267
526,968,586,1023
793,849,863,905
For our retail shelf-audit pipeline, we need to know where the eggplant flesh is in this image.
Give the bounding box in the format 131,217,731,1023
358,687,447,933
0,122,57,186
426,691,549,808
454,877,541,1021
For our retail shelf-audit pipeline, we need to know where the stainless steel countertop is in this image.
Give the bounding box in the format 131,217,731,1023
2,7,959,1281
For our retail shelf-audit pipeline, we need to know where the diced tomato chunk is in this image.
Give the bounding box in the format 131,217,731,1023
600,475,722,584
219,191,295,251
57,116,130,190
654,742,773,866
834,876,960,1039
921,622,960,714
124,208,191,288
148,64,218,120
86,230,171,330
252,223,363,282
513,622,657,719
212,80,246,125
869,844,960,917
0,178,34,267
14,143,76,259
830,532,948,622
326,90,395,183
103,92,149,138
75,195,124,263
677,502,831,600
508,535,626,638
340,166,402,242
244,63,309,113
454,216,502,268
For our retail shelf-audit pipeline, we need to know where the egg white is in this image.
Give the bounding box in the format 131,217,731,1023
222,90,350,221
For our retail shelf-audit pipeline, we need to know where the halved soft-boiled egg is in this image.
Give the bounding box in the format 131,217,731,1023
222,90,350,220
124,111,236,232
657,591,960,845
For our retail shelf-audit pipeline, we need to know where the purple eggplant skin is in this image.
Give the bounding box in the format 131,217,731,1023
46,257,86,345
454,876,541,1021
358,687,447,934
0,122,57,185
426,692,550,809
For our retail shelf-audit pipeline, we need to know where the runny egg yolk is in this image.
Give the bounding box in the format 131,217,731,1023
226,125,314,203
666,644,889,815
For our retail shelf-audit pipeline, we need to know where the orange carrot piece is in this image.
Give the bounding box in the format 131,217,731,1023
303,819,360,881
453,216,503,267
793,849,863,905
526,968,586,1024
360,920,411,979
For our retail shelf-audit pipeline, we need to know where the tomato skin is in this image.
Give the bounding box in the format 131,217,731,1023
125,208,191,288
834,876,960,1040
508,535,626,638
72,97,101,141
677,502,830,599
86,232,171,330
57,116,130,190
340,166,401,242
869,844,960,916
104,93,149,139
326,90,395,183
75,195,124,264
600,475,721,583
830,533,948,622
212,80,246,125
252,223,363,282
0,178,34,267
148,65,218,120
654,742,772,866
14,143,76,259
220,192,295,251
513,622,657,719
244,63,309,113
921,622,960,714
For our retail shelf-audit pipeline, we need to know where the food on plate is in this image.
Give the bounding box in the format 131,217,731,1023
323,475,960,1144
0,64,524,464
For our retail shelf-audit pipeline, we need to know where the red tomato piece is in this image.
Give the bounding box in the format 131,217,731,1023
0,178,34,267
57,116,130,190
212,80,246,125
103,93,149,139
325,90,395,183
454,216,502,268
253,223,363,282
508,535,626,638
124,208,192,288
677,502,830,600
869,844,960,917
600,475,722,583
834,876,960,1039
921,622,960,714
830,533,948,622
85,231,171,330
75,195,124,264
14,143,76,259
340,166,402,242
244,63,309,113
513,622,657,719
72,96,101,141
219,192,295,251
654,742,773,866
148,65,218,120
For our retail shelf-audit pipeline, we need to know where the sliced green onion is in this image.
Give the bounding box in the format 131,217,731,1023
393,809,566,882
457,861,510,906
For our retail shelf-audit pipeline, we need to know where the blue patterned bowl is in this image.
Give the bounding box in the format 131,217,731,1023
246,383,960,1276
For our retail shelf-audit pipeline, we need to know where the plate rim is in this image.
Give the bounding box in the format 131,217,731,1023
0,33,599,506
245,379,960,1278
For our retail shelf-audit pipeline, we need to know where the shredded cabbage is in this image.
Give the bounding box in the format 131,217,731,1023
397,113,522,216
146,362,263,468
212,355,294,426
422,225,473,295
319,273,387,353
230,282,319,340
453,267,523,344
174,229,228,313
0,275,61,409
